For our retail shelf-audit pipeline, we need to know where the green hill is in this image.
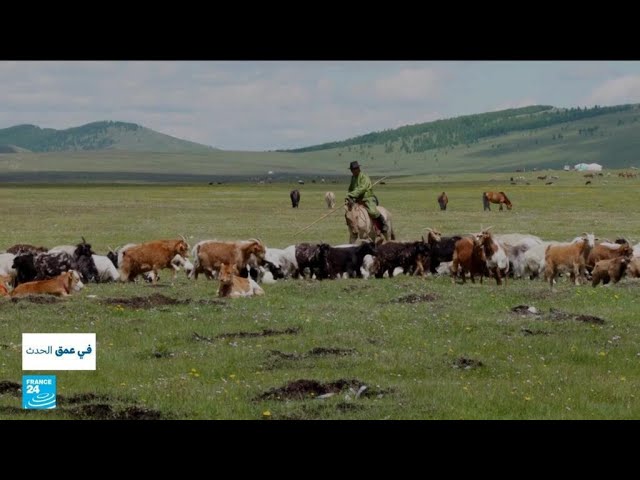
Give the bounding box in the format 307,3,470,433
285,104,637,154
0,121,216,153
2,104,640,182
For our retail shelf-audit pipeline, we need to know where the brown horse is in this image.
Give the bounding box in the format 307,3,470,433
437,192,448,211
344,201,395,243
483,191,512,211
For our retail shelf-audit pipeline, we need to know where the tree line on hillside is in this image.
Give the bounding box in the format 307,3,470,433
285,104,637,154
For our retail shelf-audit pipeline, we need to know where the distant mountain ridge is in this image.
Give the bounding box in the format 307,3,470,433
0,121,216,153
284,104,638,154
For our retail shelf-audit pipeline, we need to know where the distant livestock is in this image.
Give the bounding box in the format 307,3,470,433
437,192,448,211
325,191,336,209
290,189,301,208
483,191,513,211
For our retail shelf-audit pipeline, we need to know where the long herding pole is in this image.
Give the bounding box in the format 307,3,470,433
293,176,389,237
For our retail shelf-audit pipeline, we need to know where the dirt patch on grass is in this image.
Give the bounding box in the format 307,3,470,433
511,306,606,325
573,314,606,325
151,350,175,358
256,379,364,401
511,305,540,315
268,347,356,360
453,357,484,369
521,328,550,336
0,386,168,419
0,380,21,396
101,293,190,308
549,308,606,324
392,293,437,304
256,378,392,401
193,326,301,343
11,296,61,304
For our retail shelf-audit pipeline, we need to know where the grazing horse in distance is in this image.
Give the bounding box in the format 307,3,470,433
437,192,448,211
290,189,301,208
324,191,336,209
483,191,512,211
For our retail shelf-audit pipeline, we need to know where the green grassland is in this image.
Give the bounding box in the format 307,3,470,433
1,173,639,420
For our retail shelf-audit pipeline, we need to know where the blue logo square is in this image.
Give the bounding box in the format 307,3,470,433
22,375,57,409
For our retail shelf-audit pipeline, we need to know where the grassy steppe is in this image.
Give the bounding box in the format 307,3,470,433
1,171,639,419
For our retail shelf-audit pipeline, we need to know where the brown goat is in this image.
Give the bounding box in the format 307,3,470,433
192,239,266,280
119,238,190,284
544,233,596,287
587,242,633,272
451,236,487,284
218,263,265,298
11,270,84,297
591,257,629,287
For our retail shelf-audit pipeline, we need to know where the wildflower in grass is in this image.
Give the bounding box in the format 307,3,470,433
620,376,626,382
524,396,531,401
229,374,236,379
262,410,271,418
598,351,607,357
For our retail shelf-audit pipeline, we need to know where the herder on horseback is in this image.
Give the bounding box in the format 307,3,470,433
345,161,389,234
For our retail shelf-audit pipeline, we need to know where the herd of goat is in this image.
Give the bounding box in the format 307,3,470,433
1,227,638,299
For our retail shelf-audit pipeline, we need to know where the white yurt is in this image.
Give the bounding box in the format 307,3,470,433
574,163,603,171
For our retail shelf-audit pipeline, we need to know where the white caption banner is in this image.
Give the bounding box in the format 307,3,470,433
22,333,96,371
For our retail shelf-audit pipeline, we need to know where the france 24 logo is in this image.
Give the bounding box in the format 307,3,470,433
22,375,57,409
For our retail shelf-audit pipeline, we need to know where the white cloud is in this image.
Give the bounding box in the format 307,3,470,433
3,61,640,151
368,68,445,102
585,75,640,106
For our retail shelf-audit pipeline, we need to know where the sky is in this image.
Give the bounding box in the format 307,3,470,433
2,61,640,151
